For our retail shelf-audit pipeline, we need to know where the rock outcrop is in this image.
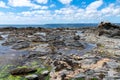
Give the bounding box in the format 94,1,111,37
98,22,120,38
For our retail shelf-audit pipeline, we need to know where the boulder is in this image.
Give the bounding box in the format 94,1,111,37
10,68,37,75
12,41,30,50
73,35,80,40
98,22,120,38
98,22,120,30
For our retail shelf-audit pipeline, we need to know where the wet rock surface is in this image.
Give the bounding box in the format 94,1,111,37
0,26,120,80
12,41,30,50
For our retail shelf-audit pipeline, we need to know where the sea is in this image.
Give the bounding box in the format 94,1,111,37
0,23,120,28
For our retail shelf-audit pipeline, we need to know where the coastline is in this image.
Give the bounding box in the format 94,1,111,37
0,23,120,80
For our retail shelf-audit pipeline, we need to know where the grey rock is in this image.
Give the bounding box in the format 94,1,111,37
2,36,17,45
25,74,39,80
85,69,95,75
72,73,86,80
73,35,80,40
65,40,85,48
105,60,120,69
28,35,47,42
12,41,30,50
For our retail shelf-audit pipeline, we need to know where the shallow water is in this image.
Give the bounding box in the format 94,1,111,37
58,42,96,56
0,33,28,65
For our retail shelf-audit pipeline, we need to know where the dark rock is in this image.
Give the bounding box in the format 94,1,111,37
12,41,30,50
73,35,80,40
10,68,37,75
53,60,67,71
98,22,120,38
110,31,120,38
0,35,3,40
26,51,48,59
98,22,120,30
65,40,85,48
52,41,65,47
98,30,110,36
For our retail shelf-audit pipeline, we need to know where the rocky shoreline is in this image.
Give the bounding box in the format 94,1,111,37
0,22,120,80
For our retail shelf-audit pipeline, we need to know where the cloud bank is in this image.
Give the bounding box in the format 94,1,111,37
0,0,120,24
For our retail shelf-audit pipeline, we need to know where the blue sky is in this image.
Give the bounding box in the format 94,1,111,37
0,0,120,24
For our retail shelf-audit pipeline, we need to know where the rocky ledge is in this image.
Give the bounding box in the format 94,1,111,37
0,22,120,80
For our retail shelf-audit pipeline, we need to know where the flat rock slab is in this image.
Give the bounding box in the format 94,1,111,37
10,68,37,75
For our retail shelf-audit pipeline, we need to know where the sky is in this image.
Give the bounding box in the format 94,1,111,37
0,0,120,24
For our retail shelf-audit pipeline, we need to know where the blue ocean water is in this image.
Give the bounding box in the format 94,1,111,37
0,23,120,28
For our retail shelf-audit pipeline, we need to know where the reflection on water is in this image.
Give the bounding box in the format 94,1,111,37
0,32,28,65
58,42,96,56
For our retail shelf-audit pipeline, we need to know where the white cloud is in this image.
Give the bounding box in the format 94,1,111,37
59,0,72,4
101,4,120,16
36,0,48,4
21,10,51,17
0,1,8,8
8,0,32,7
0,12,4,16
0,0,120,24
86,0,103,10
8,0,48,9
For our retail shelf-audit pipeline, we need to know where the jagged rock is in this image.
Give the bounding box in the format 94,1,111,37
73,35,80,40
98,22,120,38
65,40,85,48
12,41,30,50
34,44,51,53
53,60,71,71
26,51,48,59
105,60,120,69
98,22,120,30
10,68,37,75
